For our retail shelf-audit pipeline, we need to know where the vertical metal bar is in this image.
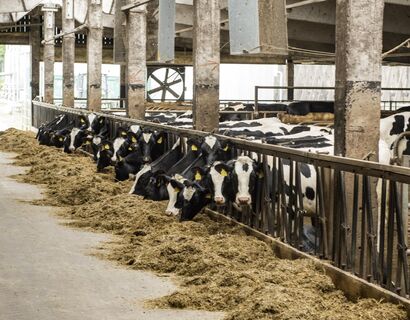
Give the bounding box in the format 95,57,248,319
316,166,328,259
359,176,367,279
379,179,387,285
386,182,395,291
351,174,359,274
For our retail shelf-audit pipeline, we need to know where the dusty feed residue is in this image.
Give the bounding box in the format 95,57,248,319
0,128,406,320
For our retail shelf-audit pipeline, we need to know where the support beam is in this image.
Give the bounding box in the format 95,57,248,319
42,5,57,104
62,0,75,107
334,0,384,160
30,16,41,102
87,0,103,112
287,59,294,101
126,5,147,119
193,0,220,132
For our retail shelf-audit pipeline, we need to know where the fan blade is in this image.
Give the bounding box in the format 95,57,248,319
148,86,164,95
166,86,180,99
150,74,163,85
164,68,170,83
161,88,167,101
166,79,182,87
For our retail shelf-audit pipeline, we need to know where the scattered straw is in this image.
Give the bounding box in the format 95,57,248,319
0,128,406,320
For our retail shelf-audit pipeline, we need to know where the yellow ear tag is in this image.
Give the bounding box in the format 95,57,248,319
100,119,103,123
157,137,163,144
195,172,202,181
59,137,63,141
258,171,264,178
85,140,91,145
80,118,85,123
131,137,137,143
121,132,127,136
191,145,198,151
205,193,212,199
220,169,228,177
174,187,180,193
104,144,110,150
223,145,229,151
128,147,133,151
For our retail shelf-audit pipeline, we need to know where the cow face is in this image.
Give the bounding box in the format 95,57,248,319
117,132,140,160
78,115,90,130
231,156,259,206
63,128,93,153
201,135,222,165
139,130,165,163
144,172,169,201
209,162,233,205
97,141,114,171
175,180,212,221
50,128,71,148
90,115,106,134
165,177,185,216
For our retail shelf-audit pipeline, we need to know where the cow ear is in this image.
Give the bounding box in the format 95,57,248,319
170,179,184,192
214,163,232,177
127,132,138,143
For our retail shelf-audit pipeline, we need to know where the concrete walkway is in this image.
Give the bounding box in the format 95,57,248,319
0,152,223,320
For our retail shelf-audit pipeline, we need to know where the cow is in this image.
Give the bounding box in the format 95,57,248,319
128,139,182,192
36,114,70,146
380,111,410,158
286,101,334,116
96,141,114,172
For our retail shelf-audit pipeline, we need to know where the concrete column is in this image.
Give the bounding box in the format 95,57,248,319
62,0,75,107
87,0,103,112
287,59,294,101
334,0,384,160
193,0,220,132
42,5,56,104
126,6,147,119
334,0,384,272
120,64,127,109
29,16,41,101
146,0,159,61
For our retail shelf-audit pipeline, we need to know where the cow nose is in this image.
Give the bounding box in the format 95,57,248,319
214,196,225,205
238,196,250,204
165,209,179,216
69,146,75,151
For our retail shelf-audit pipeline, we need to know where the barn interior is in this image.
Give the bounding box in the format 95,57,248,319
1,1,410,319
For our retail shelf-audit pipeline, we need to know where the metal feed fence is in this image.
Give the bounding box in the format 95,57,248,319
32,101,410,299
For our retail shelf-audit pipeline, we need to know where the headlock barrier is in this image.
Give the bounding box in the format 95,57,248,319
32,101,410,311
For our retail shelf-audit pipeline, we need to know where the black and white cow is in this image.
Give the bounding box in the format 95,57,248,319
380,111,410,157
96,141,114,172
36,114,70,146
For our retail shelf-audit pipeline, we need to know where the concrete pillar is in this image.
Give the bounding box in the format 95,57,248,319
42,5,57,104
29,16,41,101
120,64,126,108
287,59,294,101
193,0,220,132
334,0,384,160
126,5,147,119
146,0,159,61
87,0,103,112
334,0,384,273
62,0,75,107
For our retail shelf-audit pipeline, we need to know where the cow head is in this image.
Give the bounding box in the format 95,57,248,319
139,130,165,163
144,171,169,201
50,128,71,148
97,141,114,172
231,156,260,206
78,114,90,130
117,131,140,160
175,179,212,221
209,161,234,205
63,128,93,153
90,115,107,134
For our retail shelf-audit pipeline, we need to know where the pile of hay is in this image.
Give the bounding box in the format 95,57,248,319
0,128,406,320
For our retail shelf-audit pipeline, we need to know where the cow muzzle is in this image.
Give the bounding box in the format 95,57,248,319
214,196,225,205
165,208,180,216
237,196,251,205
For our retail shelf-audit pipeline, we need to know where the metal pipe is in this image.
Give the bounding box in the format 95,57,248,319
41,23,88,45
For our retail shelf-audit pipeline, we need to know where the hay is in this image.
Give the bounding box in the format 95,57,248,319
0,128,406,320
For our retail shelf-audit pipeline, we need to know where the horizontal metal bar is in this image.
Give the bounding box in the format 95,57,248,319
121,0,152,11
255,85,410,91
42,24,88,45
32,101,410,184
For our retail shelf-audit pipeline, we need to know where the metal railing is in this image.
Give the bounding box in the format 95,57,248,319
254,86,410,112
32,101,410,299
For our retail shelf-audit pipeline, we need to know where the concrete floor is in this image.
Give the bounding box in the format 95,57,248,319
0,152,223,320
